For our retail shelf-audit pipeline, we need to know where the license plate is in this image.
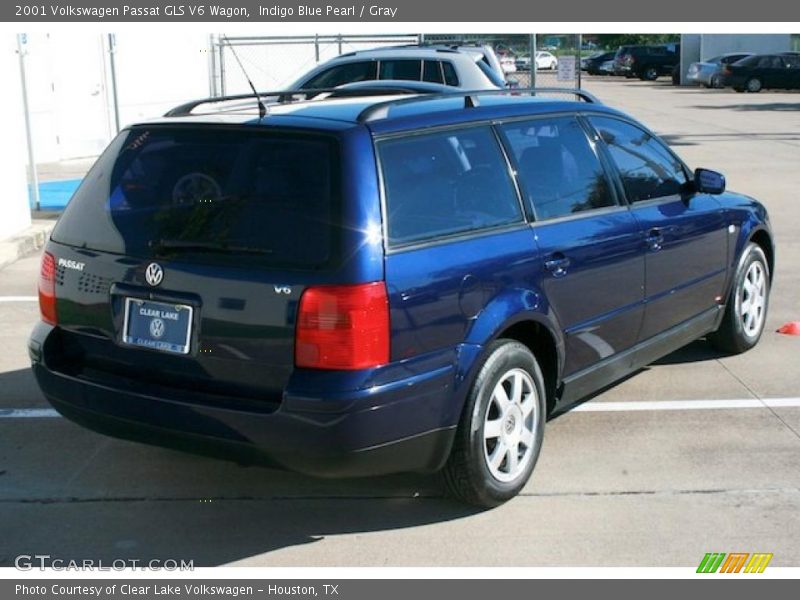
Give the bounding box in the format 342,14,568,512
122,298,193,355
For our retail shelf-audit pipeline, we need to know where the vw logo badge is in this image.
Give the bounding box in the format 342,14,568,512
145,263,163,287
149,318,165,339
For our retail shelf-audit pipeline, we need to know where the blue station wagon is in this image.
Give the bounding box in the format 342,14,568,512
29,88,774,507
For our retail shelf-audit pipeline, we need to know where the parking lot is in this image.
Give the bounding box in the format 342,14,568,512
1,78,798,568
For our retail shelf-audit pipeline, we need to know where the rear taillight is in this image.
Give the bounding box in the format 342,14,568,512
38,251,57,325
295,282,389,370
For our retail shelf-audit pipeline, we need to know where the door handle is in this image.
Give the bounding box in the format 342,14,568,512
544,253,571,277
645,228,664,251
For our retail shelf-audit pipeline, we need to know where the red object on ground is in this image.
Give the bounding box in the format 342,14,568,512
777,322,800,335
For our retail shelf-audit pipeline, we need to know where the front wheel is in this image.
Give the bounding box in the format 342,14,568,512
442,340,547,507
708,243,770,354
642,66,659,81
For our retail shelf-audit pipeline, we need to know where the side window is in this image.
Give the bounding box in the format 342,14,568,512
442,62,459,86
303,61,377,88
379,127,523,246
500,116,616,220
590,116,688,203
379,59,422,81
422,60,444,84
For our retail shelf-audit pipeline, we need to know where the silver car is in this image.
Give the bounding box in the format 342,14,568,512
687,53,753,88
288,47,506,91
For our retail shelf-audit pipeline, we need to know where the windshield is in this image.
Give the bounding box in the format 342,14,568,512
51,127,341,269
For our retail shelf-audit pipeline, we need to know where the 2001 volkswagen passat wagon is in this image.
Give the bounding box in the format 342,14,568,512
30,88,774,507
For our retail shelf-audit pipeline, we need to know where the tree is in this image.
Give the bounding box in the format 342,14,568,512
592,34,680,51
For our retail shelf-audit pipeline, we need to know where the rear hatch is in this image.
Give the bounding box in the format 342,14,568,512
46,124,344,409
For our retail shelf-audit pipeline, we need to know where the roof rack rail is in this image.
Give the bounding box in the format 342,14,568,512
163,88,341,117
355,87,600,123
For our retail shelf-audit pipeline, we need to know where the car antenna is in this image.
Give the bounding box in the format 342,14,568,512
222,36,267,119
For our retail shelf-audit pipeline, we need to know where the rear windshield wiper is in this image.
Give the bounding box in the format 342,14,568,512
150,239,273,256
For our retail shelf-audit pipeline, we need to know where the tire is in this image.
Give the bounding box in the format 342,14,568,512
642,66,659,81
710,74,723,89
746,77,762,93
442,339,547,508
708,243,770,354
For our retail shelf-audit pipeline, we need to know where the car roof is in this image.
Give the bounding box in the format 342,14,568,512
149,92,627,136
331,47,473,60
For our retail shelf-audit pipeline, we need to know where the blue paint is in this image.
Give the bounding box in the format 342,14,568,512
29,178,82,210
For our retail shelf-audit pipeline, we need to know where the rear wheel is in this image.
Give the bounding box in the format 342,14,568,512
746,77,763,93
442,340,546,508
708,243,770,354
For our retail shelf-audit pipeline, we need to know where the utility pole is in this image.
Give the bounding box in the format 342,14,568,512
17,34,40,212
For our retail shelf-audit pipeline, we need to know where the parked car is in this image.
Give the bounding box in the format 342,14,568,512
687,53,753,88
534,51,558,70
499,55,517,74
409,43,506,81
31,87,774,508
287,47,505,92
614,43,681,80
582,51,616,75
515,54,531,71
598,59,616,75
722,53,800,92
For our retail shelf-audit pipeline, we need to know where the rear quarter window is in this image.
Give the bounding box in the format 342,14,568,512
378,126,523,247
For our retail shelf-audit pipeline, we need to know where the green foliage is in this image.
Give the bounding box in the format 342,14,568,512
591,34,680,51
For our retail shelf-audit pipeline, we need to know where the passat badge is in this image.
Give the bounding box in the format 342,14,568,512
145,263,164,287
57,258,85,272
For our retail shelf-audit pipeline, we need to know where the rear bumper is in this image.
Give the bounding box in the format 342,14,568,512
29,323,459,478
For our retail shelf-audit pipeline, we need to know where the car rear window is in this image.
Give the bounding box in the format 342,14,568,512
51,127,341,269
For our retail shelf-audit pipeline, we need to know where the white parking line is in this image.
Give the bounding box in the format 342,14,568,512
0,408,60,418
1,398,799,419
0,296,37,302
571,398,800,412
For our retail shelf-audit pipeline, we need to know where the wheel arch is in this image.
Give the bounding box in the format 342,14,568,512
461,291,565,416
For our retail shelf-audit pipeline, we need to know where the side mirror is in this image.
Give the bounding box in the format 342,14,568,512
694,168,726,195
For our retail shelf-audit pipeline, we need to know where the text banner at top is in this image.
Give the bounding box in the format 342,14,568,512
4,0,800,22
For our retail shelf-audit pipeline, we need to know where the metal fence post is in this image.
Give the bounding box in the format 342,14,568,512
17,34,40,212
577,34,582,89
107,34,121,133
530,33,536,89
315,33,320,62
219,39,226,96
208,34,218,97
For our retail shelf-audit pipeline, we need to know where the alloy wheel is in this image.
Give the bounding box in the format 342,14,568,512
482,368,539,483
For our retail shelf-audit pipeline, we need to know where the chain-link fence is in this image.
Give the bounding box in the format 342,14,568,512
210,33,585,97
212,34,422,96
423,33,583,89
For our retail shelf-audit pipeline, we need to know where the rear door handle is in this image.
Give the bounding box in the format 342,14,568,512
544,253,571,277
645,228,664,251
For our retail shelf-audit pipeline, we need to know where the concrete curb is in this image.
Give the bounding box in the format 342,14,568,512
0,220,56,271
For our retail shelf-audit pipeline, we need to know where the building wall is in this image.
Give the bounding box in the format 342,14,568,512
700,34,791,59
680,34,792,84
22,32,212,163
0,35,33,240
